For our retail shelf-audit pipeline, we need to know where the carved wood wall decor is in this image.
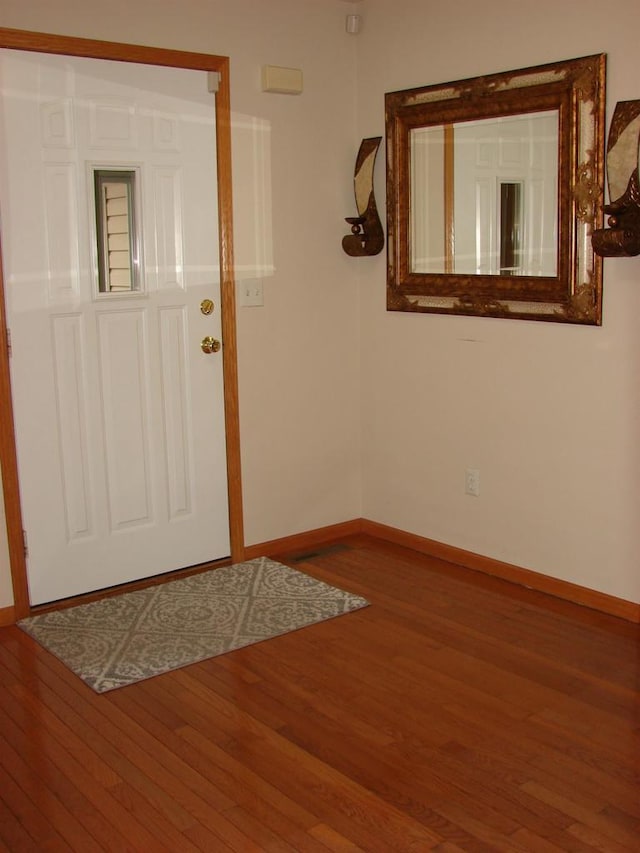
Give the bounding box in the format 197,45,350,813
342,136,384,257
592,100,640,257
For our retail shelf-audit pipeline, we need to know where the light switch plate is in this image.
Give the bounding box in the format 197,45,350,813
240,279,264,307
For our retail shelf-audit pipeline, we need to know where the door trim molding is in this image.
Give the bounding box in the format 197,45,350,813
0,27,245,618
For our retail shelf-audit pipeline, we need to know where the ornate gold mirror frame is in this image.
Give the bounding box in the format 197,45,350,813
386,54,606,324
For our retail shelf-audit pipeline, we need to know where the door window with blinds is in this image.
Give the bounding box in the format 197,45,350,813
92,167,142,294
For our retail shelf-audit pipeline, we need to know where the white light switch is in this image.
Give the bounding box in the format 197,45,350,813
240,279,264,307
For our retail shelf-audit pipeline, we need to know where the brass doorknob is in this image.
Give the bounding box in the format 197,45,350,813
201,336,221,354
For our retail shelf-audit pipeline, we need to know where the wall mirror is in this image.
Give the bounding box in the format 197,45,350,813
385,54,606,323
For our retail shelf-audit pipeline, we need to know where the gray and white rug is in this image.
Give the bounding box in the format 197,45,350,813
18,556,369,693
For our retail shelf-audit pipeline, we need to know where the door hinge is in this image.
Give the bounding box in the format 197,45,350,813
6,327,11,358
22,529,28,558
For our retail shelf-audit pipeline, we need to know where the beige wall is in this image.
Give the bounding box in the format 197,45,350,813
357,0,640,604
1,0,639,610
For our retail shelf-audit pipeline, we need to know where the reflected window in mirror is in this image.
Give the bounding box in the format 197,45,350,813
386,55,606,324
499,181,524,275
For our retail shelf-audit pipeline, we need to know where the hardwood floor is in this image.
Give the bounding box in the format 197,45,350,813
0,534,638,851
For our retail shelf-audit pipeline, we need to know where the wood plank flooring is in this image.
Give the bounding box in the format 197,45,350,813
0,534,638,851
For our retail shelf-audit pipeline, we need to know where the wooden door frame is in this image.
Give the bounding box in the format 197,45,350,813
0,27,245,620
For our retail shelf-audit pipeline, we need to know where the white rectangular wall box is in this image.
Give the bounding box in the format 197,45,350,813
261,66,303,95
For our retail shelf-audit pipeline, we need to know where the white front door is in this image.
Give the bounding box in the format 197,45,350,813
0,50,230,604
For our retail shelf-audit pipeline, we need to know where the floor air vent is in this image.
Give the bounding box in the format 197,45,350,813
289,543,351,563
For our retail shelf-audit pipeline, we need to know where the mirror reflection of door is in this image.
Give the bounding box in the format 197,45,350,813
0,49,230,604
410,110,559,277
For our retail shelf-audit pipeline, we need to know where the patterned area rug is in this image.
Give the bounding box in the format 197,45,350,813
18,557,369,693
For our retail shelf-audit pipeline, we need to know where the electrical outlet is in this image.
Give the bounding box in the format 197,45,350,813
465,468,480,497
240,279,264,307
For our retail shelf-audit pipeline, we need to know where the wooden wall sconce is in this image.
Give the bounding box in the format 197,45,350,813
342,136,384,256
592,100,640,257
